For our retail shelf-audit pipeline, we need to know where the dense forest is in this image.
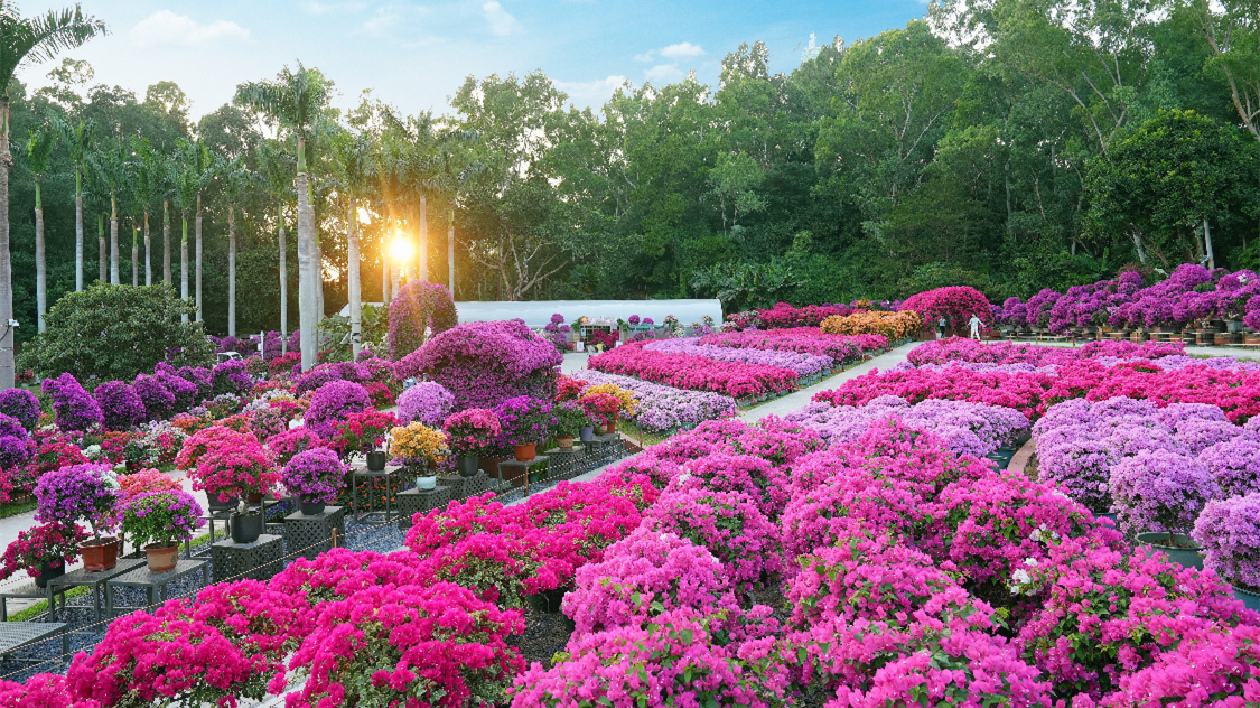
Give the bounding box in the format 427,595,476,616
6,0,1259,345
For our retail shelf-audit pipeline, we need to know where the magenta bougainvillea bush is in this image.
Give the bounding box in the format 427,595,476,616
589,341,798,399
900,286,992,329
387,279,458,361
394,319,561,411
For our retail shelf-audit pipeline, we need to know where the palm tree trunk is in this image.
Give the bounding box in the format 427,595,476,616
34,185,45,333
297,148,317,370
181,215,189,324
448,209,456,294
98,214,105,283
391,252,400,296
279,207,287,354
347,199,362,358
417,197,427,282
144,210,151,286
131,227,138,286
382,248,390,304
195,195,203,322
163,200,171,285
0,99,13,390
228,206,236,337
109,198,119,284
74,171,83,291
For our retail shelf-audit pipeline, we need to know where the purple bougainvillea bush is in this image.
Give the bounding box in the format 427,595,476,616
395,319,561,411
388,279,458,361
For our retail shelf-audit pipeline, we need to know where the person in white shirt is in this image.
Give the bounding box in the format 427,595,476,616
969,315,982,340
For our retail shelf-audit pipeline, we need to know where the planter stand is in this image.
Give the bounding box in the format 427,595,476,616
283,506,346,561
397,486,454,531
211,534,283,584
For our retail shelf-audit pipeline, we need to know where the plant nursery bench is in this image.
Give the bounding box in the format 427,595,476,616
45,559,147,622
210,534,284,584
104,559,210,616
0,622,69,662
283,506,346,560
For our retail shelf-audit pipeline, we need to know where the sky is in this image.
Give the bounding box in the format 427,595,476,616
16,0,928,122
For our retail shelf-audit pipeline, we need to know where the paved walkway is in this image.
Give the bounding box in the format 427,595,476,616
737,342,917,422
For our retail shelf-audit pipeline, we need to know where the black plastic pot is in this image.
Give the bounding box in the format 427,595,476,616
230,511,263,543
366,451,387,471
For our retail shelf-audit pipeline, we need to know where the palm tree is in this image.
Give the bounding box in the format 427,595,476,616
0,4,105,388
170,138,211,322
25,119,55,332
235,62,329,371
331,129,374,357
257,141,293,353
215,153,254,338
51,113,94,291
129,136,163,286
89,135,128,285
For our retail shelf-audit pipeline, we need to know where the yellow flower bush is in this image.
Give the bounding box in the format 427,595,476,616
389,422,450,461
581,383,637,416
821,310,922,340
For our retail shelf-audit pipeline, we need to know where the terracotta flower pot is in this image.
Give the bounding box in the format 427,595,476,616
246,492,264,505
557,437,574,449
80,537,119,572
144,542,180,573
605,419,617,434
513,444,536,462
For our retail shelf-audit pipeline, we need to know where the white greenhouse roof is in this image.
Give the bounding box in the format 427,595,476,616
337,299,723,329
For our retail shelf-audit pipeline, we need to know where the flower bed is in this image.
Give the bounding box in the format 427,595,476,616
567,370,738,433
588,341,798,400
698,328,885,363
908,338,1185,367
644,336,833,377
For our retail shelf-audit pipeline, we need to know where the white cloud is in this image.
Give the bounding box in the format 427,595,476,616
483,1,521,37
659,42,704,59
129,11,249,48
644,64,682,83
555,75,629,109
633,51,654,63
361,8,400,35
303,1,365,14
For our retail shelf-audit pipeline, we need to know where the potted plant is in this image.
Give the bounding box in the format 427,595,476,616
190,438,279,512
1195,494,1260,610
581,393,622,435
282,447,345,516
327,409,398,465
553,401,592,449
389,422,450,483
494,395,557,462
0,523,88,587
443,409,501,477
121,491,204,572
1110,448,1215,569
33,463,121,571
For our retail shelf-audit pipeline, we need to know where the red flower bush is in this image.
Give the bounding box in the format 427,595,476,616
901,286,992,329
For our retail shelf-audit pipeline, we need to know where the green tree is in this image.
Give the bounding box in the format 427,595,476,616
20,282,212,381
234,62,331,370
0,2,104,389
25,117,55,332
1084,110,1259,268
51,112,93,291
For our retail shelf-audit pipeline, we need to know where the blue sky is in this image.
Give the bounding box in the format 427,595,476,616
17,1,928,121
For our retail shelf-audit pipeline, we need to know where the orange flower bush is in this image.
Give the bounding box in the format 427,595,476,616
821,310,922,340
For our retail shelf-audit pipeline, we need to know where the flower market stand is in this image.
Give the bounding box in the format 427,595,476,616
283,506,346,561
442,471,496,500
210,534,284,584
499,456,549,495
0,622,69,663
44,559,146,622
104,560,210,617
397,486,455,531
581,433,623,457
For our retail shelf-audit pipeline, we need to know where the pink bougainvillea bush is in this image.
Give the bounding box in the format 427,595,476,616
387,279,458,361
900,286,992,329
394,319,562,411
589,341,798,399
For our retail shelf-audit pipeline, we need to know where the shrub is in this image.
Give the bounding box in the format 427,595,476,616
191,438,278,503
304,380,372,439
387,279,458,361
282,448,345,504
92,381,146,431
264,428,326,466
443,408,502,457
1110,447,1218,538
210,360,251,397
41,373,102,432
494,395,557,446
646,488,781,589
21,282,213,381
1194,493,1260,590
131,374,175,420
394,319,561,411
33,463,119,540
120,491,203,548
396,381,454,426
0,389,39,432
